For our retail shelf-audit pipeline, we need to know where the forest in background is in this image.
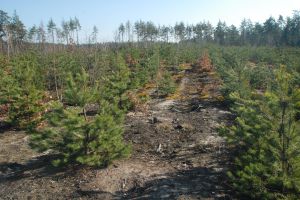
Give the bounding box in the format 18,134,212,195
1,10,300,55
0,9,300,199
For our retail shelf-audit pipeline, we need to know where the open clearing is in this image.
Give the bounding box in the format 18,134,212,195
0,64,232,200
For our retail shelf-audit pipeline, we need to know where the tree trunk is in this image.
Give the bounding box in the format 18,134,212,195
54,71,59,100
83,107,89,155
279,100,287,177
76,30,79,45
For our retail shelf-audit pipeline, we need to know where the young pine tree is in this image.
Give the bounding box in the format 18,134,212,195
0,56,44,130
157,69,176,97
31,69,130,167
101,54,131,110
221,66,300,199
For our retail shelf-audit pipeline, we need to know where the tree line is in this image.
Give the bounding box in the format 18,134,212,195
116,11,300,46
0,10,99,56
1,9,300,56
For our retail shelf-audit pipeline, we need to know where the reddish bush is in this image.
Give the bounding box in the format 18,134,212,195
198,51,213,72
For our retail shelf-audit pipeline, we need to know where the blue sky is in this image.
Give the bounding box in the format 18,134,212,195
2,0,300,42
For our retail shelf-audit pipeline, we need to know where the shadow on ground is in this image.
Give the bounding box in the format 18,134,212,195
122,167,229,200
0,154,80,183
77,166,230,200
0,121,12,134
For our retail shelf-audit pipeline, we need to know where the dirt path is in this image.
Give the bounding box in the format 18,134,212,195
0,65,232,199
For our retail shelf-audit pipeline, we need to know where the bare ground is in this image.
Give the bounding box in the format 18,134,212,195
0,65,232,200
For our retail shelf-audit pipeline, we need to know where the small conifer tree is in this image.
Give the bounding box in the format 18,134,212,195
221,66,300,199
31,69,130,167
101,54,131,109
157,69,176,97
0,58,44,130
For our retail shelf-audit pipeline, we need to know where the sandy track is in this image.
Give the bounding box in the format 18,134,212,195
0,65,232,200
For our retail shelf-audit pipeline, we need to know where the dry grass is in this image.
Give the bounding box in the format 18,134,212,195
181,123,195,131
199,93,210,99
127,91,150,112
216,95,225,102
156,122,173,132
172,73,185,82
178,63,192,71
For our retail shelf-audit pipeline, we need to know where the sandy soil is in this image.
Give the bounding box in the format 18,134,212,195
0,65,232,200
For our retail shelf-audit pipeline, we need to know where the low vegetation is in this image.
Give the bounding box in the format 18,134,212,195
0,8,300,199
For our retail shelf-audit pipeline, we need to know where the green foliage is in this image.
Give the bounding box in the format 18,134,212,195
157,69,176,96
248,64,274,90
216,56,252,102
129,62,149,89
159,43,177,65
0,25,300,192
220,66,300,199
78,112,130,166
10,53,45,89
64,69,97,107
146,47,160,79
101,53,131,110
7,87,44,130
0,54,44,130
30,70,130,167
